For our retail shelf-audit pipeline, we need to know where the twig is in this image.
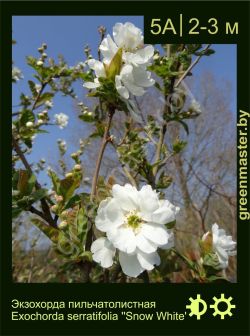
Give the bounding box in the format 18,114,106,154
152,123,167,176
175,44,212,88
82,107,115,281
12,135,57,228
90,107,115,200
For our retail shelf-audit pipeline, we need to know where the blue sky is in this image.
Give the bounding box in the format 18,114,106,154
12,16,237,186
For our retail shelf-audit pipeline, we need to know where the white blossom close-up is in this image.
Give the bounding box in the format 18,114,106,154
202,223,236,269
83,22,155,102
54,113,69,129
12,66,23,82
91,184,179,277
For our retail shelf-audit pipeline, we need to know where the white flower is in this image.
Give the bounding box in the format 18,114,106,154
115,64,154,99
45,100,53,108
202,223,236,269
91,184,179,277
113,22,143,50
12,67,23,82
35,84,42,93
54,113,69,129
190,99,202,113
83,22,155,101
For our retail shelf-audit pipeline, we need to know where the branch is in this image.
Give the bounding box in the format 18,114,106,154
174,44,212,88
184,158,235,204
12,135,57,228
90,107,115,200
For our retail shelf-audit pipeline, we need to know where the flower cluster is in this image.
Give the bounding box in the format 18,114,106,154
202,223,236,269
91,184,179,277
84,22,155,101
54,113,69,129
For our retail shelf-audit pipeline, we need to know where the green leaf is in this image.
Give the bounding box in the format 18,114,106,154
28,80,37,97
48,171,60,194
165,220,176,229
173,140,187,154
79,251,92,262
203,252,222,272
59,176,81,202
31,218,59,243
207,275,230,283
178,120,189,135
64,194,81,210
104,48,122,80
30,188,47,202
17,170,30,196
77,207,87,242
35,92,54,108
12,205,23,219
19,109,35,126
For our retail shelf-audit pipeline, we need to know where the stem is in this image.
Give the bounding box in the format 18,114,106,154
140,271,150,283
152,123,167,176
175,44,212,88
90,107,115,200
12,135,57,228
82,107,115,282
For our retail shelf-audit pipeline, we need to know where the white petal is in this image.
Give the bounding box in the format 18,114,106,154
160,230,175,249
95,198,124,232
151,200,180,225
138,185,159,217
141,223,170,246
99,34,118,63
83,81,100,89
112,184,139,211
119,251,144,277
115,75,129,99
91,237,116,268
133,67,155,87
107,227,136,254
137,250,160,270
136,232,158,253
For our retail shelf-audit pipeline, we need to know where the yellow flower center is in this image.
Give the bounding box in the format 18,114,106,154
126,213,142,230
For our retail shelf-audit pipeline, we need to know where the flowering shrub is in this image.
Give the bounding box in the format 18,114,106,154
12,22,236,283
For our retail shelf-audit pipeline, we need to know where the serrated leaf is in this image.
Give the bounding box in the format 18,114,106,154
28,80,37,97
31,218,59,243
59,176,81,202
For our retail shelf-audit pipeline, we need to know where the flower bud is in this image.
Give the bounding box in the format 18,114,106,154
74,164,82,171
37,119,44,125
65,172,73,178
71,152,78,159
36,60,43,66
12,190,20,196
61,210,68,218
26,121,34,128
55,195,64,203
51,204,58,213
58,220,67,229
